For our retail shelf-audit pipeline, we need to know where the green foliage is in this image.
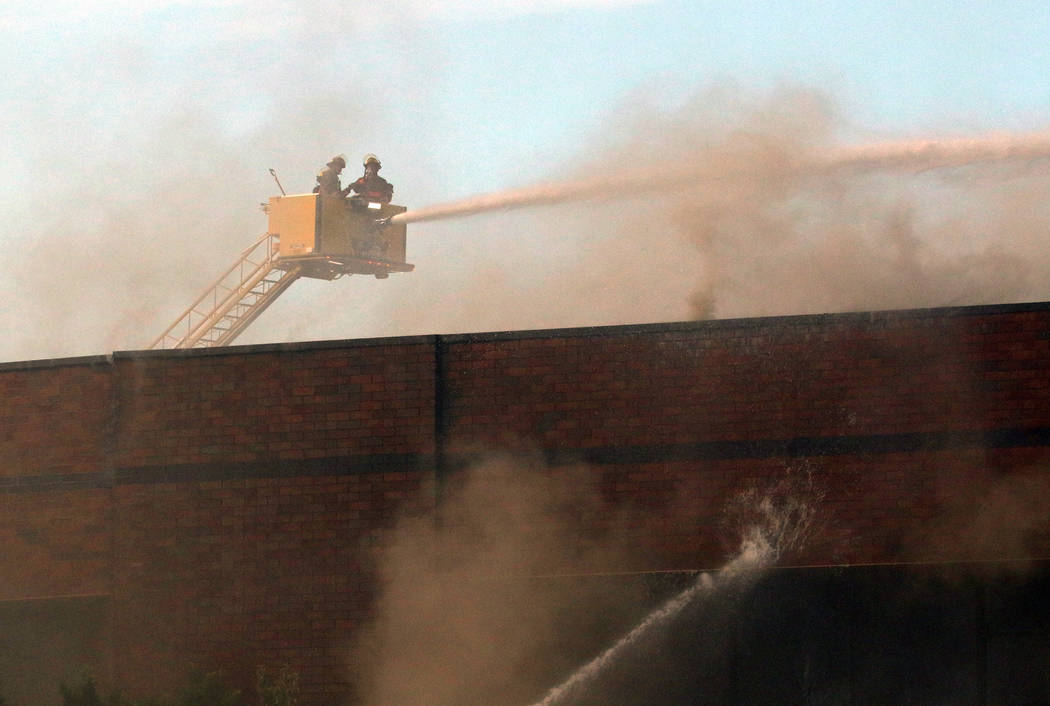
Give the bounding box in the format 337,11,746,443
60,677,107,706
256,666,299,706
60,675,153,706
60,667,297,706
173,671,243,706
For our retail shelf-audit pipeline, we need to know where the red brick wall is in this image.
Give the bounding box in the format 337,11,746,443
441,308,1050,446
0,358,112,602
107,340,438,701
439,306,1050,572
113,340,436,467
109,472,430,701
0,357,112,478
1,303,1049,703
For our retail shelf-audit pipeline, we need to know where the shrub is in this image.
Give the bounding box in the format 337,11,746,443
60,677,106,706
174,671,242,706
59,667,296,706
256,666,299,706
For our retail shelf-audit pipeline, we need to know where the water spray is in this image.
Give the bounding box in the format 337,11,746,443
527,472,822,706
529,531,775,706
388,132,1050,228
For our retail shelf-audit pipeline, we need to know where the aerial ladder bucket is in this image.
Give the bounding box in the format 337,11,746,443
149,193,412,350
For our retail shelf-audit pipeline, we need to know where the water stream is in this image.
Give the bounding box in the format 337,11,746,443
528,529,776,706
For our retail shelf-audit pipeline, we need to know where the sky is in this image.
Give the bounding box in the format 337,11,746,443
3,0,1050,361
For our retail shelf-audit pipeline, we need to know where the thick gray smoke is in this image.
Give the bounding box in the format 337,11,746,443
391,130,1050,226
351,455,823,706
7,83,1050,363
0,8,437,363
580,88,1050,321
362,87,1050,338
907,467,1050,574
350,454,651,706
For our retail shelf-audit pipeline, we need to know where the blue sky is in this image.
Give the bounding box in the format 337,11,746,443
7,0,1050,193
3,0,1050,360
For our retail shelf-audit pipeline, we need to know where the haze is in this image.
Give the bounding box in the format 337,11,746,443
3,1,1050,362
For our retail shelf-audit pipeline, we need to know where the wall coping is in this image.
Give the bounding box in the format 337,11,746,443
4,300,1049,369
439,300,1050,344
0,354,113,373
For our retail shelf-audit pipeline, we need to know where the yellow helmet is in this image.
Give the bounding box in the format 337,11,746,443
363,153,381,168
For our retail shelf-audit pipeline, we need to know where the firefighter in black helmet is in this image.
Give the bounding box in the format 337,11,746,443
350,153,394,203
314,154,353,198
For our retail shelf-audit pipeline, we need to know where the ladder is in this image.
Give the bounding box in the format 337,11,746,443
148,233,301,349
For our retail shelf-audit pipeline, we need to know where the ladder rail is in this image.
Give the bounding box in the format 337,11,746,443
148,233,283,350
180,260,282,348
210,266,302,347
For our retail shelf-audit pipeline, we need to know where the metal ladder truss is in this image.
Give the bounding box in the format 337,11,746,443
148,233,301,349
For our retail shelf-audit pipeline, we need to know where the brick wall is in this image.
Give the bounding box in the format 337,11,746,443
0,356,112,479
1,302,1048,703
440,305,1050,570
108,340,438,701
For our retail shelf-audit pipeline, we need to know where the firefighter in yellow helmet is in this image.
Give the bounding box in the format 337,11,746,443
349,153,394,203
314,154,353,198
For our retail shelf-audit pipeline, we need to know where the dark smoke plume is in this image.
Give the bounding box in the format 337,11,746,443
349,453,651,706
336,85,1050,345
9,84,1050,361
351,453,826,706
568,86,1050,322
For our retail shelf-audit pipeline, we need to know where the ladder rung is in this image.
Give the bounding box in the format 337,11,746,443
148,233,306,350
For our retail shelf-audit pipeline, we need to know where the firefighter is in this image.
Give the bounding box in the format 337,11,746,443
314,154,353,198
350,153,394,203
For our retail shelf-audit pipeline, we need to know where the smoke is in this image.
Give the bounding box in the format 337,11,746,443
909,465,1050,573
8,73,1050,362
392,129,1050,226
0,6,432,362
349,453,644,706
566,87,1050,322
352,453,823,706
339,85,1050,344
527,529,773,706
